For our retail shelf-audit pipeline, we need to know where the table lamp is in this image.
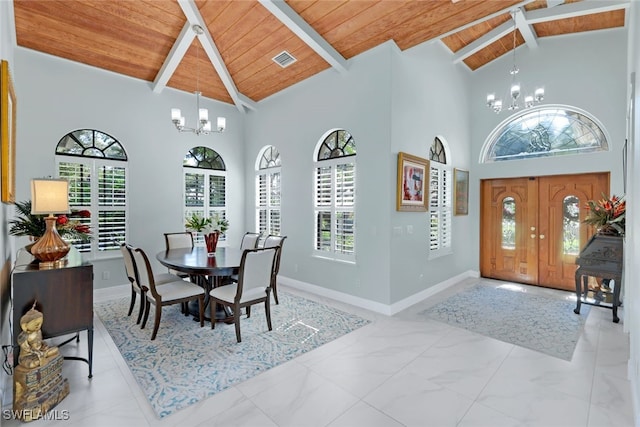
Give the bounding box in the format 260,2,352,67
29,178,71,268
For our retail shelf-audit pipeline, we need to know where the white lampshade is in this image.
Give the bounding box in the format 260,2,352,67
203,121,212,132
171,108,181,121
31,178,70,215
217,117,226,132
199,108,209,122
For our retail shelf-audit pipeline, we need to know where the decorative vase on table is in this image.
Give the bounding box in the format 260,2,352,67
204,232,219,255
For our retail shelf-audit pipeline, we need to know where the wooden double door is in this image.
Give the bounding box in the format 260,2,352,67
480,173,609,291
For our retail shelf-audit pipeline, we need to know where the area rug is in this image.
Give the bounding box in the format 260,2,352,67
94,292,370,418
419,284,589,361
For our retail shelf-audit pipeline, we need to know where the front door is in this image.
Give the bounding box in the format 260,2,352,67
480,173,609,291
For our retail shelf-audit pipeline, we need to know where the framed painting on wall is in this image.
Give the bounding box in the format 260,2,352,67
1,60,16,204
396,152,429,212
454,168,469,215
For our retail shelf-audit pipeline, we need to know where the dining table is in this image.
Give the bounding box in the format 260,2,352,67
156,246,244,322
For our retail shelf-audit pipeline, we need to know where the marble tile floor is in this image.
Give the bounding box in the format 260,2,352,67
2,278,635,427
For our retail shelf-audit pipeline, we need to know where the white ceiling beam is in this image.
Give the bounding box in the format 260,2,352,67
437,0,536,41
524,0,630,24
178,0,250,113
152,22,195,93
259,0,348,74
514,8,538,49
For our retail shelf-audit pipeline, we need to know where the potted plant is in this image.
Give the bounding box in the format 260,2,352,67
185,212,229,254
9,200,92,250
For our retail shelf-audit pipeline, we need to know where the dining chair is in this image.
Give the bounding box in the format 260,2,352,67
262,235,287,305
240,232,261,250
163,232,194,278
132,246,205,340
120,243,183,325
209,247,279,343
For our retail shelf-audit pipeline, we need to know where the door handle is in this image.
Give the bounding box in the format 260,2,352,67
531,234,537,239
539,234,545,239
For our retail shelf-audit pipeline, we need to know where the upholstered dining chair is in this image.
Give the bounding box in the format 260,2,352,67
132,246,205,340
240,232,261,250
120,243,183,324
262,235,287,305
209,247,279,343
163,232,194,278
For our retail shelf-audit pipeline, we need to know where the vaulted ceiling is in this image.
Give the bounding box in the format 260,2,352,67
12,0,629,112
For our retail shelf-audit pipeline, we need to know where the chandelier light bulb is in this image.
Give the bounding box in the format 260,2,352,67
217,117,226,132
535,87,545,102
524,95,534,108
487,93,495,107
493,99,503,113
510,84,520,99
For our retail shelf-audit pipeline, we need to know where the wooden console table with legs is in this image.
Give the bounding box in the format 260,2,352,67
12,247,94,377
574,234,623,323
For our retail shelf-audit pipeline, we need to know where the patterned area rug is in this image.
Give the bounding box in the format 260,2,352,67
420,284,589,361
95,292,370,418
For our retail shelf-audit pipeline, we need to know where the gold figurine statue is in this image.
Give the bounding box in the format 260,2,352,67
17,303,59,369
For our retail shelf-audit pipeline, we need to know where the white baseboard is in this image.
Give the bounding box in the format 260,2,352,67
279,270,479,316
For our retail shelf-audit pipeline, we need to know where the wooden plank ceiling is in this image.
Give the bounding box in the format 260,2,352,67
12,0,629,111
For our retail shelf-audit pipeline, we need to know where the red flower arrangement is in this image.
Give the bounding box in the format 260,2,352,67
583,194,625,236
9,201,92,242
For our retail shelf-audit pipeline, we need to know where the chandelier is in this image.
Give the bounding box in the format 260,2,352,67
486,11,544,114
170,25,226,135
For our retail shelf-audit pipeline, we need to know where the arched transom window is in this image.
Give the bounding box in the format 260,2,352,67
183,146,227,243
482,106,609,162
428,136,452,259
55,129,128,257
314,129,356,262
256,145,281,237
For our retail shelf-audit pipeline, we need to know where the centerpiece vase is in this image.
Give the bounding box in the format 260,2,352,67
596,224,620,236
204,232,219,255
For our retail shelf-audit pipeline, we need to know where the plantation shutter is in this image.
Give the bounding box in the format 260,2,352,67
97,164,127,251
58,161,92,252
335,163,355,255
429,164,452,257
315,166,332,252
257,174,268,235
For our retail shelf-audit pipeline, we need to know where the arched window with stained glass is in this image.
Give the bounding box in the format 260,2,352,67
481,106,609,163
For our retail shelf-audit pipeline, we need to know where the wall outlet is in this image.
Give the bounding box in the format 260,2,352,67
407,225,413,234
102,271,110,280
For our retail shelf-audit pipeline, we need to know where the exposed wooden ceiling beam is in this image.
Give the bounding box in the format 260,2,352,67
178,0,254,113
258,0,348,74
152,22,195,93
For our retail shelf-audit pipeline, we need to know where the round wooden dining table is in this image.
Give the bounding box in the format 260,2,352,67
156,246,244,322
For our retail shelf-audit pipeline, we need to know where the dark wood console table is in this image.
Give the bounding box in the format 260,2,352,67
12,247,94,377
574,234,623,323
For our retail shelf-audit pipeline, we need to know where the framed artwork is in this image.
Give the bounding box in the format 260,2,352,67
396,152,429,212
454,168,469,215
1,60,16,204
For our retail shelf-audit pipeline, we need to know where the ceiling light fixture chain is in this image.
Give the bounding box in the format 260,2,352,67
170,24,226,136
486,10,545,114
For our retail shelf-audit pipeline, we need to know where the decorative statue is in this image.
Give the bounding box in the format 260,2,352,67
17,303,59,369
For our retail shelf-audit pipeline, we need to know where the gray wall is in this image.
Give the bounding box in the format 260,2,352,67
12,48,244,287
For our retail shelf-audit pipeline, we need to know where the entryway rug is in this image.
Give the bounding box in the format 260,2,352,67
419,284,589,361
94,292,370,418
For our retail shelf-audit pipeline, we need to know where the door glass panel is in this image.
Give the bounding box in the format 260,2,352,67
502,197,516,249
563,195,580,255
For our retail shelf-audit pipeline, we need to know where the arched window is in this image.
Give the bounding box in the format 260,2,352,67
313,129,356,262
183,146,227,243
255,146,281,237
56,129,128,257
481,106,609,162
428,136,452,259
